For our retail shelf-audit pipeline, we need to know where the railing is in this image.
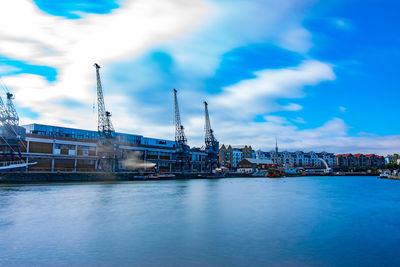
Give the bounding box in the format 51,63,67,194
1,160,26,167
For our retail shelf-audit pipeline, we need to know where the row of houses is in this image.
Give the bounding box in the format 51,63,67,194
256,150,336,167
219,144,385,170
219,144,336,169
335,153,385,167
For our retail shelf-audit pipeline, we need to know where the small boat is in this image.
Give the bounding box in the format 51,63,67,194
379,170,391,178
266,168,285,178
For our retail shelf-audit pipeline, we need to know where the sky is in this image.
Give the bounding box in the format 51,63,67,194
0,0,399,154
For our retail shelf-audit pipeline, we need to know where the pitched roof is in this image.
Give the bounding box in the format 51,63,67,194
240,158,273,165
336,153,352,158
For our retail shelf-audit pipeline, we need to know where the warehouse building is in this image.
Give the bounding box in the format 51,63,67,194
20,124,205,172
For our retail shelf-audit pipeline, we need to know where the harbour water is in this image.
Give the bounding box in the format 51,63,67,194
0,176,399,266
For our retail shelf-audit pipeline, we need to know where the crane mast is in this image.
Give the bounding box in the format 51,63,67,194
274,136,279,166
174,89,187,145
94,63,118,172
173,89,190,172
204,101,219,171
94,63,114,139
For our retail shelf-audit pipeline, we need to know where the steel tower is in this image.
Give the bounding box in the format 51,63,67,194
173,89,191,172
94,63,115,139
0,81,25,164
94,63,119,171
204,101,219,172
274,136,279,166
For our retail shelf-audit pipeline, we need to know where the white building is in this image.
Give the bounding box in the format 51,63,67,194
256,150,336,167
232,148,244,168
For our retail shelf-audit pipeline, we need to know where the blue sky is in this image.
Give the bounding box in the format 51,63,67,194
0,0,399,154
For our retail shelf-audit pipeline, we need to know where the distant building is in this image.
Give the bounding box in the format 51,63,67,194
237,158,273,173
385,156,394,164
335,153,385,168
256,150,335,167
190,147,207,172
232,148,243,168
219,144,233,168
385,155,400,165
219,145,255,169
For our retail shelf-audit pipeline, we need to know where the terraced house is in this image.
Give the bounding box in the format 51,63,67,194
335,153,385,168
256,150,336,167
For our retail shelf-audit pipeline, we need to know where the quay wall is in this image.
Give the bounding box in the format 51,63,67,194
0,172,380,184
0,172,248,183
0,172,138,183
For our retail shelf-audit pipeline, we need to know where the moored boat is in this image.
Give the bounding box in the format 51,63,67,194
379,170,391,178
266,168,285,178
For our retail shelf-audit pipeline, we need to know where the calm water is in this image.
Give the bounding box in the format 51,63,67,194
0,176,399,266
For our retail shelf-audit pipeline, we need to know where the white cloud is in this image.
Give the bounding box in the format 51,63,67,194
161,0,315,77
211,60,335,119
284,103,303,111
292,117,307,124
331,17,353,30
339,106,346,112
0,0,211,130
211,117,399,155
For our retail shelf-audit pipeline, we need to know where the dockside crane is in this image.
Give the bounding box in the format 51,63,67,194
204,101,219,172
173,89,191,172
0,78,26,165
94,63,119,172
95,63,114,139
5,92,19,126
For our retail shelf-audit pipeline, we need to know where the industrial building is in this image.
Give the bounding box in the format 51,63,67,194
20,123,206,172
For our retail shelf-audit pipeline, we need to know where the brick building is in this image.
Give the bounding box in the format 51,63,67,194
219,144,255,169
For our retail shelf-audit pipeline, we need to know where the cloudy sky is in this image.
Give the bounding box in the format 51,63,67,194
0,0,399,154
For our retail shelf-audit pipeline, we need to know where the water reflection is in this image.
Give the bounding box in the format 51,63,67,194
0,177,399,266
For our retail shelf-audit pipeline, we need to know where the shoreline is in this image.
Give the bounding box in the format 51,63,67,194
0,172,250,183
0,171,379,183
